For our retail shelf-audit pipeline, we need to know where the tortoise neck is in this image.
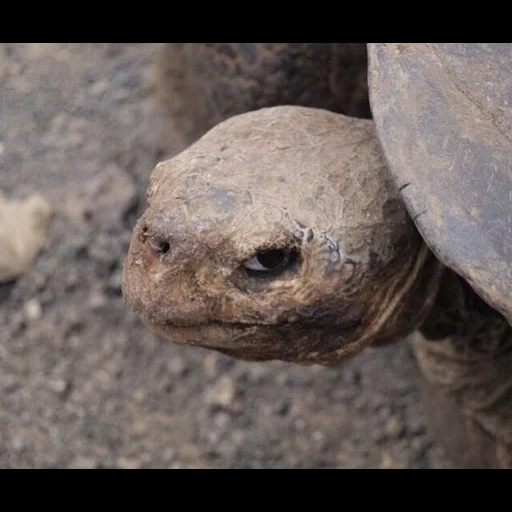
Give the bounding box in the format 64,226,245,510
420,268,510,344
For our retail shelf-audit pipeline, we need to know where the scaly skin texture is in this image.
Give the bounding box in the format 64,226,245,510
124,107,442,366
152,43,370,147
416,272,512,469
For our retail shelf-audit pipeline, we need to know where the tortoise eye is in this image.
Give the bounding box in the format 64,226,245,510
244,249,299,275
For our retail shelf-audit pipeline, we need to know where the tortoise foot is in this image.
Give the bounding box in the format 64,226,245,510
413,333,512,469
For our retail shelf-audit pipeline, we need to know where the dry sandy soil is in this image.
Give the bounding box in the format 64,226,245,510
0,43,451,469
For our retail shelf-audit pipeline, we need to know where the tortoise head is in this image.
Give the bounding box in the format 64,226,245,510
123,106,443,365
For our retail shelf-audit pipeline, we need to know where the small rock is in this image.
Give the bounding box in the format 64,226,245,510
108,270,123,293
132,389,147,404
167,357,187,377
380,450,395,470
88,289,107,311
90,80,109,99
202,353,219,376
24,299,42,322
70,456,98,470
0,142,5,156
312,431,325,444
117,457,142,470
207,376,237,409
275,372,289,387
12,436,25,452
49,379,69,396
386,417,406,439
0,192,54,283
113,88,131,102
132,420,150,437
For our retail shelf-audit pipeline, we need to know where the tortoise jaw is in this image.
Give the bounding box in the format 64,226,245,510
143,315,371,365
148,319,269,349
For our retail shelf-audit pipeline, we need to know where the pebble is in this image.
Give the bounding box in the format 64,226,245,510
275,372,289,387
132,389,147,404
386,417,406,439
108,270,124,293
380,450,395,469
89,80,109,99
49,379,69,396
12,436,26,452
88,289,108,311
70,456,98,470
0,193,54,284
132,420,150,437
117,457,142,470
202,353,219,376
312,431,326,444
166,357,187,377
112,88,131,102
207,376,236,409
23,299,42,322
213,412,231,429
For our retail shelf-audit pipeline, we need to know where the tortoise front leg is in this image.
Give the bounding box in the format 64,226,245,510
413,327,512,469
151,43,370,149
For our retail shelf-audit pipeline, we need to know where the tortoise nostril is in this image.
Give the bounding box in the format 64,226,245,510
148,237,171,256
140,225,171,256
157,241,171,255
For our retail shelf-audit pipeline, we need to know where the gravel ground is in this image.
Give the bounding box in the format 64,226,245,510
0,43,451,469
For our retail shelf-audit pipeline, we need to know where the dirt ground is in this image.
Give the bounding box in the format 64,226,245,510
0,43,452,469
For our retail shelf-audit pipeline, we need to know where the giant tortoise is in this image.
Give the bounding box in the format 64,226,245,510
124,43,512,469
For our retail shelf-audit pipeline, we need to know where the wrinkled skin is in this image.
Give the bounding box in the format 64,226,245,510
124,107,443,365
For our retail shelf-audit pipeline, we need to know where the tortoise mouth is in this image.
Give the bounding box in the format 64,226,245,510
156,318,267,335
148,320,282,355
162,319,282,329
145,316,366,365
